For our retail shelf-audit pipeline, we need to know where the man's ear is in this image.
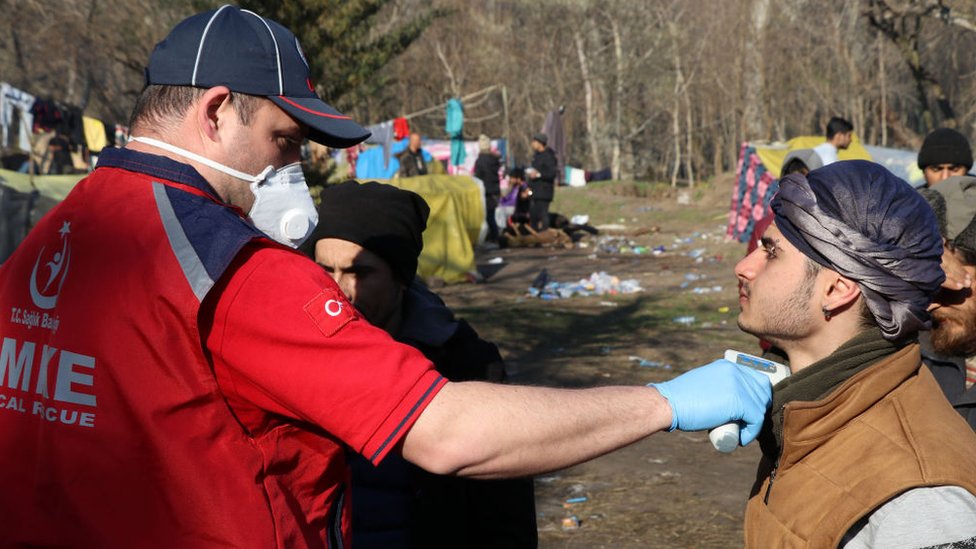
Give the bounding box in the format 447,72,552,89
823,272,861,313
194,86,233,144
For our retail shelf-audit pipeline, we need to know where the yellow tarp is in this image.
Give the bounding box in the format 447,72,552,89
367,175,483,284
754,135,872,179
0,169,85,201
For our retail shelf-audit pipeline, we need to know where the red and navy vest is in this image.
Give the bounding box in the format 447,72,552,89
0,148,346,547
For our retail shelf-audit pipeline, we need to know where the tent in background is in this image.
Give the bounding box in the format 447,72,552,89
380,174,485,284
864,145,923,187
726,135,872,244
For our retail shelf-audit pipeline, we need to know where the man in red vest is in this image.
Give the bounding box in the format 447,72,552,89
0,6,772,547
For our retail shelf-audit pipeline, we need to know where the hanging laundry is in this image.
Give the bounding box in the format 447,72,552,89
365,120,394,168
83,116,108,153
30,98,63,132
445,98,465,168
393,117,410,140
1,83,36,151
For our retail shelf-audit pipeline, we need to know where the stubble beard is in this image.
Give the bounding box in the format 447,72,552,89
738,276,817,345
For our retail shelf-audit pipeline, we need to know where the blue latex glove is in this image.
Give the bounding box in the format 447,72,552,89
650,359,773,445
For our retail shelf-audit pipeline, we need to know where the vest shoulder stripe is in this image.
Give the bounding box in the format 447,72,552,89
153,182,215,301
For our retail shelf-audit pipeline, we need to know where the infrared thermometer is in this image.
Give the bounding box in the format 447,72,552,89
708,350,790,453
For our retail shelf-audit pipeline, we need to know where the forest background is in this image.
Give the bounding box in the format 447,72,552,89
4,0,976,184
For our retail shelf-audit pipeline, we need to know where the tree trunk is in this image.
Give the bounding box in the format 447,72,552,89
609,14,623,180
574,28,601,169
742,0,770,139
684,84,695,187
879,33,887,146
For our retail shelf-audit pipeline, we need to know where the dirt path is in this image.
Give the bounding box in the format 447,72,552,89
435,178,765,547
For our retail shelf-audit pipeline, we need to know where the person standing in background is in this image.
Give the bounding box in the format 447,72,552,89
398,132,428,177
527,132,557,230
474,134,502,244
812,117,853,166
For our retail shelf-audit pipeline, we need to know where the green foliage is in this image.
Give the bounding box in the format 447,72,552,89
239,0,444,107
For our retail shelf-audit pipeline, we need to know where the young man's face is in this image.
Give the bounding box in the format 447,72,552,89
313,238,404,332
923,163,969,187
835,131,853,150
734,222,821,345
929,247,976,356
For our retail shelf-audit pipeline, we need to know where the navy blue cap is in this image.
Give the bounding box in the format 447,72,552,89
146,4,370,148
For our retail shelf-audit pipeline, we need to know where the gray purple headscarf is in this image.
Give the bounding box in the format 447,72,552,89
771,160,945,341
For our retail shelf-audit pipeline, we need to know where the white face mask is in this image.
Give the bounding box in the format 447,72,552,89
129,136,318,248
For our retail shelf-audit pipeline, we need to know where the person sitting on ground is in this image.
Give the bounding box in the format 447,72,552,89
918,127,973,188
500,168,572,248
505,167,533,236
736,160,976,547
920,177,976,430
473,134,502,243
301,181,537,548
397,132,428,178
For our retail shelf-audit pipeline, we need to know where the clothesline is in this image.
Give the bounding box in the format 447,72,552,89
400,85,501,121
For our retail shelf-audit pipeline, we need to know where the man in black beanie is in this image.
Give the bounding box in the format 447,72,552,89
301,180,537,548
918,128,973,188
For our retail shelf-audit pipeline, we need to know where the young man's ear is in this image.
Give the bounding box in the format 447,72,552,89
822,273,861,314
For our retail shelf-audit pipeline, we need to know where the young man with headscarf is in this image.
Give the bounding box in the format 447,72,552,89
736,161,976,547
920,176,976,430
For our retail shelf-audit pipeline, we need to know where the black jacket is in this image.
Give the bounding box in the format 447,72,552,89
397,148,428,177
529,147,557,200
350,282,537,548
473,152,501,195
920,332,976,431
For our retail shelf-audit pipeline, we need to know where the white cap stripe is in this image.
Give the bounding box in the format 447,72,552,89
242,9,283,95
191,4,232,86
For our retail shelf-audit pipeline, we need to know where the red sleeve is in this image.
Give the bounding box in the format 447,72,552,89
203,245,446,464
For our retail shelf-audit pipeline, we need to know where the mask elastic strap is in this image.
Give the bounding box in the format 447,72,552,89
130,136,258,182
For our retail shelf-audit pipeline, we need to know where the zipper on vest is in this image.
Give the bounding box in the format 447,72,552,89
764,460,779,505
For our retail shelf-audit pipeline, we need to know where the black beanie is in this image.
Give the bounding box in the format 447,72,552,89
918,128,973,170
301,181,430,284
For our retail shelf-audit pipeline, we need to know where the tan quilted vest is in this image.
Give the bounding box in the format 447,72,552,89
744,344,976,548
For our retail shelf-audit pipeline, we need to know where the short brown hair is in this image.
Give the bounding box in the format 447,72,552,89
128,85,262,132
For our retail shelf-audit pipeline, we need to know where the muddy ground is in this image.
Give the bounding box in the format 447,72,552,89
434,176,764,548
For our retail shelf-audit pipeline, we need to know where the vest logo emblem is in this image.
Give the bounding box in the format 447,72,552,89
324,299,343,317
29,221,72,310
